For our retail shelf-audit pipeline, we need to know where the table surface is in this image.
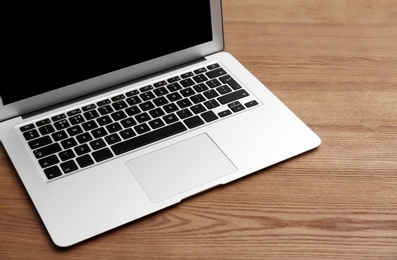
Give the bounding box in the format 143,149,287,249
1,0,396,259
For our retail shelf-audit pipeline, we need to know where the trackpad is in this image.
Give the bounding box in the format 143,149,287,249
126,134,237,203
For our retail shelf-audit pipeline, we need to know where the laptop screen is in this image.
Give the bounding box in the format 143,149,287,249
2,2,213,105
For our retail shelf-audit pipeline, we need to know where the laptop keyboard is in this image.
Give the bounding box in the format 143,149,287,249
19,63,259,181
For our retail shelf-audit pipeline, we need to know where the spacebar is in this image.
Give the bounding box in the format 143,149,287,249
111,122,187,155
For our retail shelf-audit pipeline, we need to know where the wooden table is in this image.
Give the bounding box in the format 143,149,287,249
1,0,396,259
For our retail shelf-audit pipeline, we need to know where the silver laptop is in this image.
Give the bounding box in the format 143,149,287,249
0,1,320,247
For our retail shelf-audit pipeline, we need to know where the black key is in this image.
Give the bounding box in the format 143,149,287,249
126,96,142,106
177,109,193,119
92,148,114,162
206,79,221,88
81,120,98,131
38,124,55,135
96,115,113,126
166,92,182,102
120,118,137,128
163,103,179,113
140,85,153,92
44,166,62,180
204,99,220,109
69,115,85,125
176,99,192,109
28,136,53,149
153,80,167,88
190,93,206,104
166,82,182,92
162,113,179,124
203,90,219,99
192,74,208,83
139,101,155,111
112,122,187,155
61,138,78,149
206,68,227,79
135,112,151,123
105,134,121,145
58,149,76,161
194,67,207,74
190,104,206,114
207,63,220,70
217,89,249,105
167,76,180,83
83,110,100,120
134,123,151,134
218,110,232,117
98,105,114,115
54,119,70,130
219,75,242,90
120,128,136,139
76,132,93,144
97,99,111,106
153,87,169,97
67,109,81,116
36,119,51,127
125,106,141,116
112,100,128,110
111,94,125,101
181,72,194,78
125,90,139,97
149,119,165,129
149,108,165,118
67,125,83,136
216,85,232,95
153,97,169,106
23,129,40,141
91,127,108,138
245,100,259,108
184,116,204,129
52,114,66,122
52,130,68,141
76,154,94,168
106,122,122,133
74,144,91,155
20,124,35,132
201,111,218,122
82,104,96,111
193,83,209,92
60,160,78,174
34,143,62,159
180,78,195,88
38,154,59,168
140,91,155,101
89,139,106,150
228,101,245,112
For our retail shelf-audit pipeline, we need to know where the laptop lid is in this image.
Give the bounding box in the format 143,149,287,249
1,1,224,122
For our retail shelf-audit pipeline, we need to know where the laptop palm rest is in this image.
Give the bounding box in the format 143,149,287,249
126,134,237,203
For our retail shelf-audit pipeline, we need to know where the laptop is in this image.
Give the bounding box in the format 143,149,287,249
0,1,320,247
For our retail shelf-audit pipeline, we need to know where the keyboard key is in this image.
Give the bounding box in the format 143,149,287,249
206,68,227,79
23,129,40,141
38,154,60,168
217,89,249,105
201,111,218,122
76,154,94,168
245,100,259,108
74,144,91,155
60,160,78,174
28,136,52,149
218,110,232,117
20,124,35,132
111,122,187,155
184,116,205,129
92,148,114,162
34,143,62,159
44,166,62,180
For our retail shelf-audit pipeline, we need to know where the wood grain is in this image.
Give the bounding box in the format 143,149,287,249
1,0,396,259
